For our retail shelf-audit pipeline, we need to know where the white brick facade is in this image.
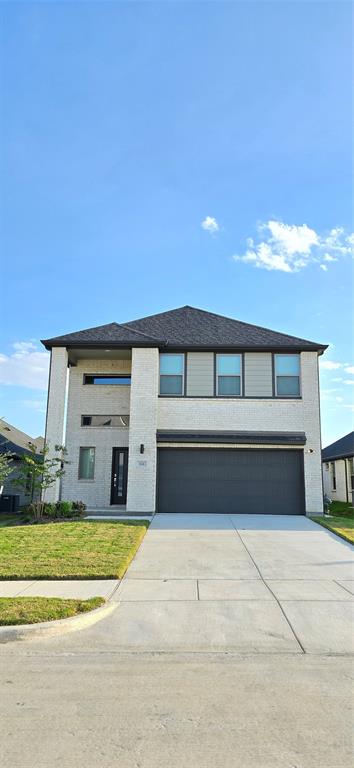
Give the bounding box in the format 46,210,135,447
126,348,159,513
47,347,323,515
157,352,323,514
61,358,131,508
44,347,68,502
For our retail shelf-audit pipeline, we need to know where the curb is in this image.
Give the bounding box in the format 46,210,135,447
0,600,117,643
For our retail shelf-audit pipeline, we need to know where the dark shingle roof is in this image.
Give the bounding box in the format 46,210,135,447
0,420,44,457
42,306,327,352
322,432,354,462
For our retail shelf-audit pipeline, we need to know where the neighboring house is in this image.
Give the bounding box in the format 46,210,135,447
322,432,354,505
0,420,44,507
41,306,327,516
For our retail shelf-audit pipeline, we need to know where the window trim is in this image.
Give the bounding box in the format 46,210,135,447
216,353,242,398
78,446,95,480
81,415,130,428
83,374,131,385
274,354,301,398
159,353,185,397
330,461,336,491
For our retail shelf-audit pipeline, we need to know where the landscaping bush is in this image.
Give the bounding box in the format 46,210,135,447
24,500,86,521
72,500,87,516
55,500,73,517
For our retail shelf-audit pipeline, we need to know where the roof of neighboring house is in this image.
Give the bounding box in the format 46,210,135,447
322,432,354,462
41,306,327,352
0,420,44,457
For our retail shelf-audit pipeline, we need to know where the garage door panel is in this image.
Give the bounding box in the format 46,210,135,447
157,449,304,515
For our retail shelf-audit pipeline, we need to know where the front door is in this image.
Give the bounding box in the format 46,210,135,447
111,448,128,505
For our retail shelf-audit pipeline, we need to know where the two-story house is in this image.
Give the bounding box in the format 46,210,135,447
41,306,327,516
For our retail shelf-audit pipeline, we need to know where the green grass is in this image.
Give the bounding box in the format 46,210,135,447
0,596,104,625
0,520,149,579
311,501,354,544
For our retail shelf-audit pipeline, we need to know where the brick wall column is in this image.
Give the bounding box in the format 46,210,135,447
301,352,324,515
126,347,159,513
43,347,68,502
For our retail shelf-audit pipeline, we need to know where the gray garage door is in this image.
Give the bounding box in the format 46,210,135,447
157,448,305,515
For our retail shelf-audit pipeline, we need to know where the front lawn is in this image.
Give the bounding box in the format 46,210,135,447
311,501,354,544
0,520,149,579
0,596,104,625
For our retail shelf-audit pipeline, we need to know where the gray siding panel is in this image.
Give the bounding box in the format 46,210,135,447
244,352,273,397
186,353,214,396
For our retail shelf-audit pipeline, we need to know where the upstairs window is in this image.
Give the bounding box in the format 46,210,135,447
81,415,129,427
275,355,300,397
216,354,241,396
159,354,184,396
83,375,131,385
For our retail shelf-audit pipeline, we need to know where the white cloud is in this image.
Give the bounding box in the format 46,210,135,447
343,380,354,385
335,396,344,402
0,342,49,390
344,366,354,374
201,216,219,234
233,220,354,273
320,360,342,370
331,377,343,382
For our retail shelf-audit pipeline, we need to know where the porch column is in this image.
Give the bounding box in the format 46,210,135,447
126,347,159,513
43,347,68,502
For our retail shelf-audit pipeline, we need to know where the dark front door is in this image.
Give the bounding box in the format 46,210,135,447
111,448,128,505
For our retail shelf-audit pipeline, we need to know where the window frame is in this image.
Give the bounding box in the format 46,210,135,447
159,353,185,397
274,354,301,398
330,461,336,491
347,457,354,492
78,447,95,480
83,374,131,386
81,415,130,428
216,353,242,398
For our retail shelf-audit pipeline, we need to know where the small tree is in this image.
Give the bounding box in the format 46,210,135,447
0,417,14,494
0,451,14,493
13,442,69,514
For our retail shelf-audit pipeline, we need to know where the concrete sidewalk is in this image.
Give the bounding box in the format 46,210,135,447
0,579,119,599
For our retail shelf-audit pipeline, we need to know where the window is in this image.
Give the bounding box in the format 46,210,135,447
330,461,336,491
83,375,131,385
159,354,184,395
216,354,241,396
348,458,354,492
79,447,95,479
275,355,300,397
81,415,130,427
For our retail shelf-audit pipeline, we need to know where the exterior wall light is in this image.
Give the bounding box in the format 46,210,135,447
140,444,145,454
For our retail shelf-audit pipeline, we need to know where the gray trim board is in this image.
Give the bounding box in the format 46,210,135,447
156,430,306,446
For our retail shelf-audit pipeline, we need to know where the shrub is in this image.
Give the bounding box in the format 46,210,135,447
24,499,86,522
72,500,87,516
55,500,73,517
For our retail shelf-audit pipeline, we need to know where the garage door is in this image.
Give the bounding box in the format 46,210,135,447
157,448,305,515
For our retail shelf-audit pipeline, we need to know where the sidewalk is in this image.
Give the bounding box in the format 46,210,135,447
0,580,119,599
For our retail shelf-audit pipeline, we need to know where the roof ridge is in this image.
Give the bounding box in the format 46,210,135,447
176,305,324,346
118,322,163,342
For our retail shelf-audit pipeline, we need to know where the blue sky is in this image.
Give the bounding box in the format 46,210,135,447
0,1,353,445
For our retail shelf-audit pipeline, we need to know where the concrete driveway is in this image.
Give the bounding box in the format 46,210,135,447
1,514,354,768
109,513,354,654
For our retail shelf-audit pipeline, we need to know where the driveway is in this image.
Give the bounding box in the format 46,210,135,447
1,514,354,768
109,513,354,654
